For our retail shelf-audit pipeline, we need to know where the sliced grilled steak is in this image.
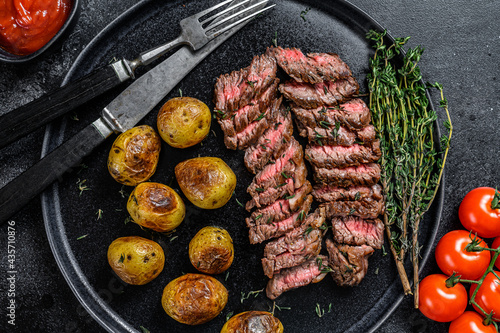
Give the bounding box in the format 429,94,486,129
266,255,329,300
305,141,381,169
279,76,359,109
292,99,371,130
313,183,383,203
331,216,384,249
214,53,277,112
248,195,313,244
247,137,305,196
244,102,293,174
262,208,326,278
320,197,384,219
326,239,374,287
246,179,312,212
269,46,352,84
313,163,381,187
217,79,279,135
298,123,377,147
246,185,312,227
223,96,279,150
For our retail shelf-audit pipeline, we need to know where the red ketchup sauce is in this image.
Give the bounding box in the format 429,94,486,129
0,0,72,56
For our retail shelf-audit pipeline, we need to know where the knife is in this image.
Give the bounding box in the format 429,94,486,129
0,13,250,224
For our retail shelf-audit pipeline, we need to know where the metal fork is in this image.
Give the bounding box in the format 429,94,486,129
0,0,275,149
130,0,275,71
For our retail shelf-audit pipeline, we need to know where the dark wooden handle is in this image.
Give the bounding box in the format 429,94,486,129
0,64,123,149
0,123,107,224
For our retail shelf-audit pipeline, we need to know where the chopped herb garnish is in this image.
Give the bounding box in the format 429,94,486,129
255,214,263,220
169,235,178,242
285,194,296,200
255,187,265,192
225,271,230,281
179,88,183,97
272,31,278,47
319,120,331,128
76,178,89,196
300,7,311,21
124,216,132,225
77,234,88,240
225,311,234,322
235,197,244,208
118,253,125,263
256,112,266,120
331,122,340,138
96,209,103,220
240,289,264,303
281,172,290,179
246,80,256,88
140,326,150,333
323,85,328,95
354,192,361,201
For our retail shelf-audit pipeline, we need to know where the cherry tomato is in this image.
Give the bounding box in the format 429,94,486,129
449,311,497,333
492,237,500,271
470,271,500,321
418,274,467,322
435,230,491,280
459,187,500,238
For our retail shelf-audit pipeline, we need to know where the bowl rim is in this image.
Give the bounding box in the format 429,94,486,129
0,0,81,63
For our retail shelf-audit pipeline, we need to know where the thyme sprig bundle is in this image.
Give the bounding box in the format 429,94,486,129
366,30,452,307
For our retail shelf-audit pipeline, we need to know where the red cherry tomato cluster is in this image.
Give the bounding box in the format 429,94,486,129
418,187,500,333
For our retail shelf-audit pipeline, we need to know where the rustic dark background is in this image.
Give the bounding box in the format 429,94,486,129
0,0,499,332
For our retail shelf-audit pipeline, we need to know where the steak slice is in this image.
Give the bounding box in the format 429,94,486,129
244,101,293,174
214,53,277,112
248,195,313,244
247,137,305,196
279,77,359,109
292,99,371,130
262,208,326,278
326,239,374,287
331,216,384,249
266,255,329,300
320,197,384,219
217,79,279,135
298,123,377,147
313,163,381,187
269,46,352,84
246,180,312,212
313,183,383,203
305,141,381,169
246,185,312,227
223,96,279,150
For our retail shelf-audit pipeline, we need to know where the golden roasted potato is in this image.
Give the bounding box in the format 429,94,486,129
175,157,236,209
107,125,161,186
161,273,228,325
157,97,211,148
127,182,185,232
107,236,164,285
221,311,284,333
189,226,234,274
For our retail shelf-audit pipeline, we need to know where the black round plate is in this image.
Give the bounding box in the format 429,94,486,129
41,1,444,332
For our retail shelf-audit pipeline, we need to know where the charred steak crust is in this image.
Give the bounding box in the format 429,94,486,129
312,184,383,203
279,76,359,109
291,99,371,131
269,46,352,84
266,255,329,300
246,182,313,227
262,208,326,278
312,163,381,187
331,216,384,249
244,102,294,174
305,140,382,169
326,239,374,287
247,137,305,196
217,79,279,135
248,195,313,244
214,53,277,112
223,94,280,150
320,197,384,220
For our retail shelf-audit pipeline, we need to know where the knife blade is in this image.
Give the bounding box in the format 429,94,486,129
0,14,248,225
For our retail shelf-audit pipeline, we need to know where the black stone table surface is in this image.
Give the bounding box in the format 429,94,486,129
0,0,498,332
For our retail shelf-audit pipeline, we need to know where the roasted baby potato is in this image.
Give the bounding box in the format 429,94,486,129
221,311,284,333
127,182,185,232
107,125,161,186
161,273,228,325
107,236,165,285
189,226,234,274
157,97,211,148
175,157,236,209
